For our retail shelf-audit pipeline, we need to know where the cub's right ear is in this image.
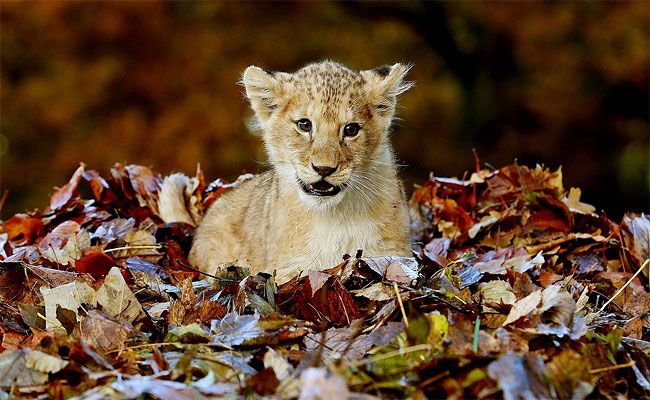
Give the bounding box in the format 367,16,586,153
241,66,282,122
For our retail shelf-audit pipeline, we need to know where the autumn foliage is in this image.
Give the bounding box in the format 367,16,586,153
0,161,648,398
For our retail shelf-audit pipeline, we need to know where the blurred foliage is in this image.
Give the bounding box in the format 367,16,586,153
1,1,648,218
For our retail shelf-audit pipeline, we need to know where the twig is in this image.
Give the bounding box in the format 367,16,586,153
393,281,409,327
472,315,480,353
175,259,238,282
599,259,650,312
337,291,351,325
590,360,635,374
104,245,161,253
105,341,184,354
418,370,450,389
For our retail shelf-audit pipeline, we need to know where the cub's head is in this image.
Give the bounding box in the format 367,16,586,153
242,61,411,207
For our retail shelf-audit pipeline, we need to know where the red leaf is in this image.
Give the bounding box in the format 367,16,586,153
278,275,361,327
75,247,116,278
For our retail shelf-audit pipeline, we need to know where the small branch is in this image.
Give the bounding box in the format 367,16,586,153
590,360,635,374
104,245,161,253
175,258,238,283
599,259,650,312
393,281,409,327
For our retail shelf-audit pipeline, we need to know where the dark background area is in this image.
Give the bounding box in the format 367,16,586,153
1,1,648,219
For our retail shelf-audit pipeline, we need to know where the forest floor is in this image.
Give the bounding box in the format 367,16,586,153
0,160,649,399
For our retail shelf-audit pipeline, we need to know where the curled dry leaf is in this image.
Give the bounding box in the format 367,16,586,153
49,164,84,211
3,213,44,245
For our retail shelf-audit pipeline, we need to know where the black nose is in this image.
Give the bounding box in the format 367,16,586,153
312,164,337,177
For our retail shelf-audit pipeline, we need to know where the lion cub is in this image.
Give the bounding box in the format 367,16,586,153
159,61,412,283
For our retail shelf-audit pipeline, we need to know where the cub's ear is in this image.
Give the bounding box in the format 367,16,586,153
241,66,283,122
361,63,414,116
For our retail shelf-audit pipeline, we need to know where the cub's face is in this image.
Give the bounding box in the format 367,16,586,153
243,61,411,207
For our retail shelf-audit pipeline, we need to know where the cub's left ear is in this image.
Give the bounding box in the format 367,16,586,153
361,63,414,116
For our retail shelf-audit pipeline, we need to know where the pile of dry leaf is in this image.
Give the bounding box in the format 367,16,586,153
1,161,648,399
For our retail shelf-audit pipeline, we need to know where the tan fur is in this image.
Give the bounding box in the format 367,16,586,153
160,61,413,284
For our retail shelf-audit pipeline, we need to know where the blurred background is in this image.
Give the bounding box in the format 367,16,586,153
1,1,648,219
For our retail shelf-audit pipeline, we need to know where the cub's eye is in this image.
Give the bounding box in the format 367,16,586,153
296,118,312,133
343,123,361,138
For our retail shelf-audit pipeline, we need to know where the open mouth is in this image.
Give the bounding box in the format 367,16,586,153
298,179,343,197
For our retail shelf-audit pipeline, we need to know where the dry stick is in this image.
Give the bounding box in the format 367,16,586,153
590,360,635,374
175,259,238,283
336,291,351,325
105,342,184,355
104,245,161,253
393,281,409,327
418,370,450,389
599,259,650,313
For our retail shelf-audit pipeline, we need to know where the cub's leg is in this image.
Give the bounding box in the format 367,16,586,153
188,190,248,276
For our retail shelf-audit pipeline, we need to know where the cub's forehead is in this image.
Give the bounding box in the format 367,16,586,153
293,62,364,85
284,63,365,97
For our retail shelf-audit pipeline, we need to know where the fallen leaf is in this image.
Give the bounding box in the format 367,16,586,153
96,267,144,323
563,187,596,215
308,270,332,294
210,313,264,347
487,354,549,400
75,246,115,277
503,290,543,326
25,350,69,373
79,310,133,353
49,164,84,211
480,280,517,310
299,367,349,400
0,350,47,388
246,367,279,396
3,213,44,245
351,282,394,301
41,280,96,333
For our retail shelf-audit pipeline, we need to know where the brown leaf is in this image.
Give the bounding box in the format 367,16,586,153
82,169,115,204
38,220,80,251
503,290,542,326
423,237,450,267
246,367,279,396
49,164,84,211
0,262,27,302
3,213,44,245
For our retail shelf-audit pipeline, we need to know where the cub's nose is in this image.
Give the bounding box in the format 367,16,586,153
312,164,337,177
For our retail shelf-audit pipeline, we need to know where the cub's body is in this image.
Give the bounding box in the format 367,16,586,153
159,61,412,283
